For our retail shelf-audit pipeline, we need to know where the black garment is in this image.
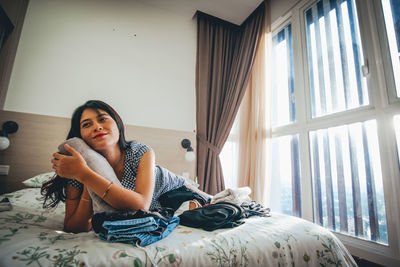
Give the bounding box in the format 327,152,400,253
92,208,175,235
178,202,245,231
158,185,211,211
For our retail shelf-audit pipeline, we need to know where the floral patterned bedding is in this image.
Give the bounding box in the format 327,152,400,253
0,188,357,267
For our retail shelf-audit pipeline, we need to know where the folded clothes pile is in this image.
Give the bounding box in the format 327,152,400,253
179,202,245,231
92,209,179,247
159,186,271,231
179,201,271,231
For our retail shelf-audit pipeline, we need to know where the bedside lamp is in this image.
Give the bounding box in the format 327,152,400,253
181,139,195,162
0,121,18,150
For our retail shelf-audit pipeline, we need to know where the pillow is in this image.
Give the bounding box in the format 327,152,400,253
22,172,55,188
58,137,121,213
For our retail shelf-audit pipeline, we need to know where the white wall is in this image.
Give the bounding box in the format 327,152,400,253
4,0,196,132
271,0,301,23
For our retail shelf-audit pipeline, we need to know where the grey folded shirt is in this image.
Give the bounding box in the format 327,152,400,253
58,137,121,214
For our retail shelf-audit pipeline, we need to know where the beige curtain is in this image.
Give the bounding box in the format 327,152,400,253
196,4,265,195
237,0,272,205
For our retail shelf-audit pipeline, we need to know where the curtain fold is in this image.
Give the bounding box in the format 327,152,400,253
237,0,272,204
196,3,265,195
237,36,266,203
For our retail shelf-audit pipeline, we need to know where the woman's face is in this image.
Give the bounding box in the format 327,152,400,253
79,108,120,152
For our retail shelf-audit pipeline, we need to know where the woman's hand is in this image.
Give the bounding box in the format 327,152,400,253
51,144,89,182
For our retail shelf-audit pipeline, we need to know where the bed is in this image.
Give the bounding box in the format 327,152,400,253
0,186,357,267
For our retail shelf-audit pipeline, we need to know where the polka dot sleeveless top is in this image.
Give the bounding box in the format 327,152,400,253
67,142,186,210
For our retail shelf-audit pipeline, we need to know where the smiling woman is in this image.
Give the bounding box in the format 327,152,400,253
41,100,210,233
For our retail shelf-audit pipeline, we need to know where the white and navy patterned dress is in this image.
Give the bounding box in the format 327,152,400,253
67,142,186,210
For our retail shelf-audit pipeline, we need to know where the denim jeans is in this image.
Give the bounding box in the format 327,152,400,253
98,216,180,247
102,217,159,234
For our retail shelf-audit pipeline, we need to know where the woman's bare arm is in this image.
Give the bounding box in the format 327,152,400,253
64,185,93,233
54,144,156,212
81,149,156,211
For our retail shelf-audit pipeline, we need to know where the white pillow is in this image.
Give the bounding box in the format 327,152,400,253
22,172,55,187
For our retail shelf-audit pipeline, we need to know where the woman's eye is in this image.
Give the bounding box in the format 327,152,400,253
82,123,90,128
99,117,107,122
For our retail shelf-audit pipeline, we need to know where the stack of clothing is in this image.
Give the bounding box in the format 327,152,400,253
179,202,245,231
91,186,271,245
158,185,210,211
160,186,270,231
91,209,179,247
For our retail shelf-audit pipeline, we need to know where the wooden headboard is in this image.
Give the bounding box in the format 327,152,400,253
0,110,196,194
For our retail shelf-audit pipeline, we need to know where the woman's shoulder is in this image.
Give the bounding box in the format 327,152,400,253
126,141,152,155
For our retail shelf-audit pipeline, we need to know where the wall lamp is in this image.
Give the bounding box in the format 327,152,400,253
0,121,18,150
181,138,195,162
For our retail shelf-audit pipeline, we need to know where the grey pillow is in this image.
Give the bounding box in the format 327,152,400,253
58,137,121,213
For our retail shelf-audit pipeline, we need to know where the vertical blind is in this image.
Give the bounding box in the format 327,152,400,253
305,0,368,118
309,121,387,243
305,0,388,243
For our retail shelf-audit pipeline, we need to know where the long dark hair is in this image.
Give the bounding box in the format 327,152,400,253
41,100,128,208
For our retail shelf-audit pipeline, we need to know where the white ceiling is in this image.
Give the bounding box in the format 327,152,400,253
137,0,264,25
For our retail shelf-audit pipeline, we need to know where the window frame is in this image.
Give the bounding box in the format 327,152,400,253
373,0,400,103
270,0,400,264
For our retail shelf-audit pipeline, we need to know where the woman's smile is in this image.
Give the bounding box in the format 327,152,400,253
94,133,108,139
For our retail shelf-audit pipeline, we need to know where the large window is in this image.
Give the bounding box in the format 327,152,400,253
303,0,388,244
266,0,400,261
222,0,400,263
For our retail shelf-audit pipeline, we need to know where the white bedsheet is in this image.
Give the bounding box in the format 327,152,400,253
0,188,357,267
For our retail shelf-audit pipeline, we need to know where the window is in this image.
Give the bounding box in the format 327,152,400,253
220,111,240,189
222,0,400,263
270,134,301,216
302,0,388,244
305,0,368,118
394,114,400,163
309,120,387,243
381,0,400,97
266,0,400,261
272,24,295,127
269,23,302,217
